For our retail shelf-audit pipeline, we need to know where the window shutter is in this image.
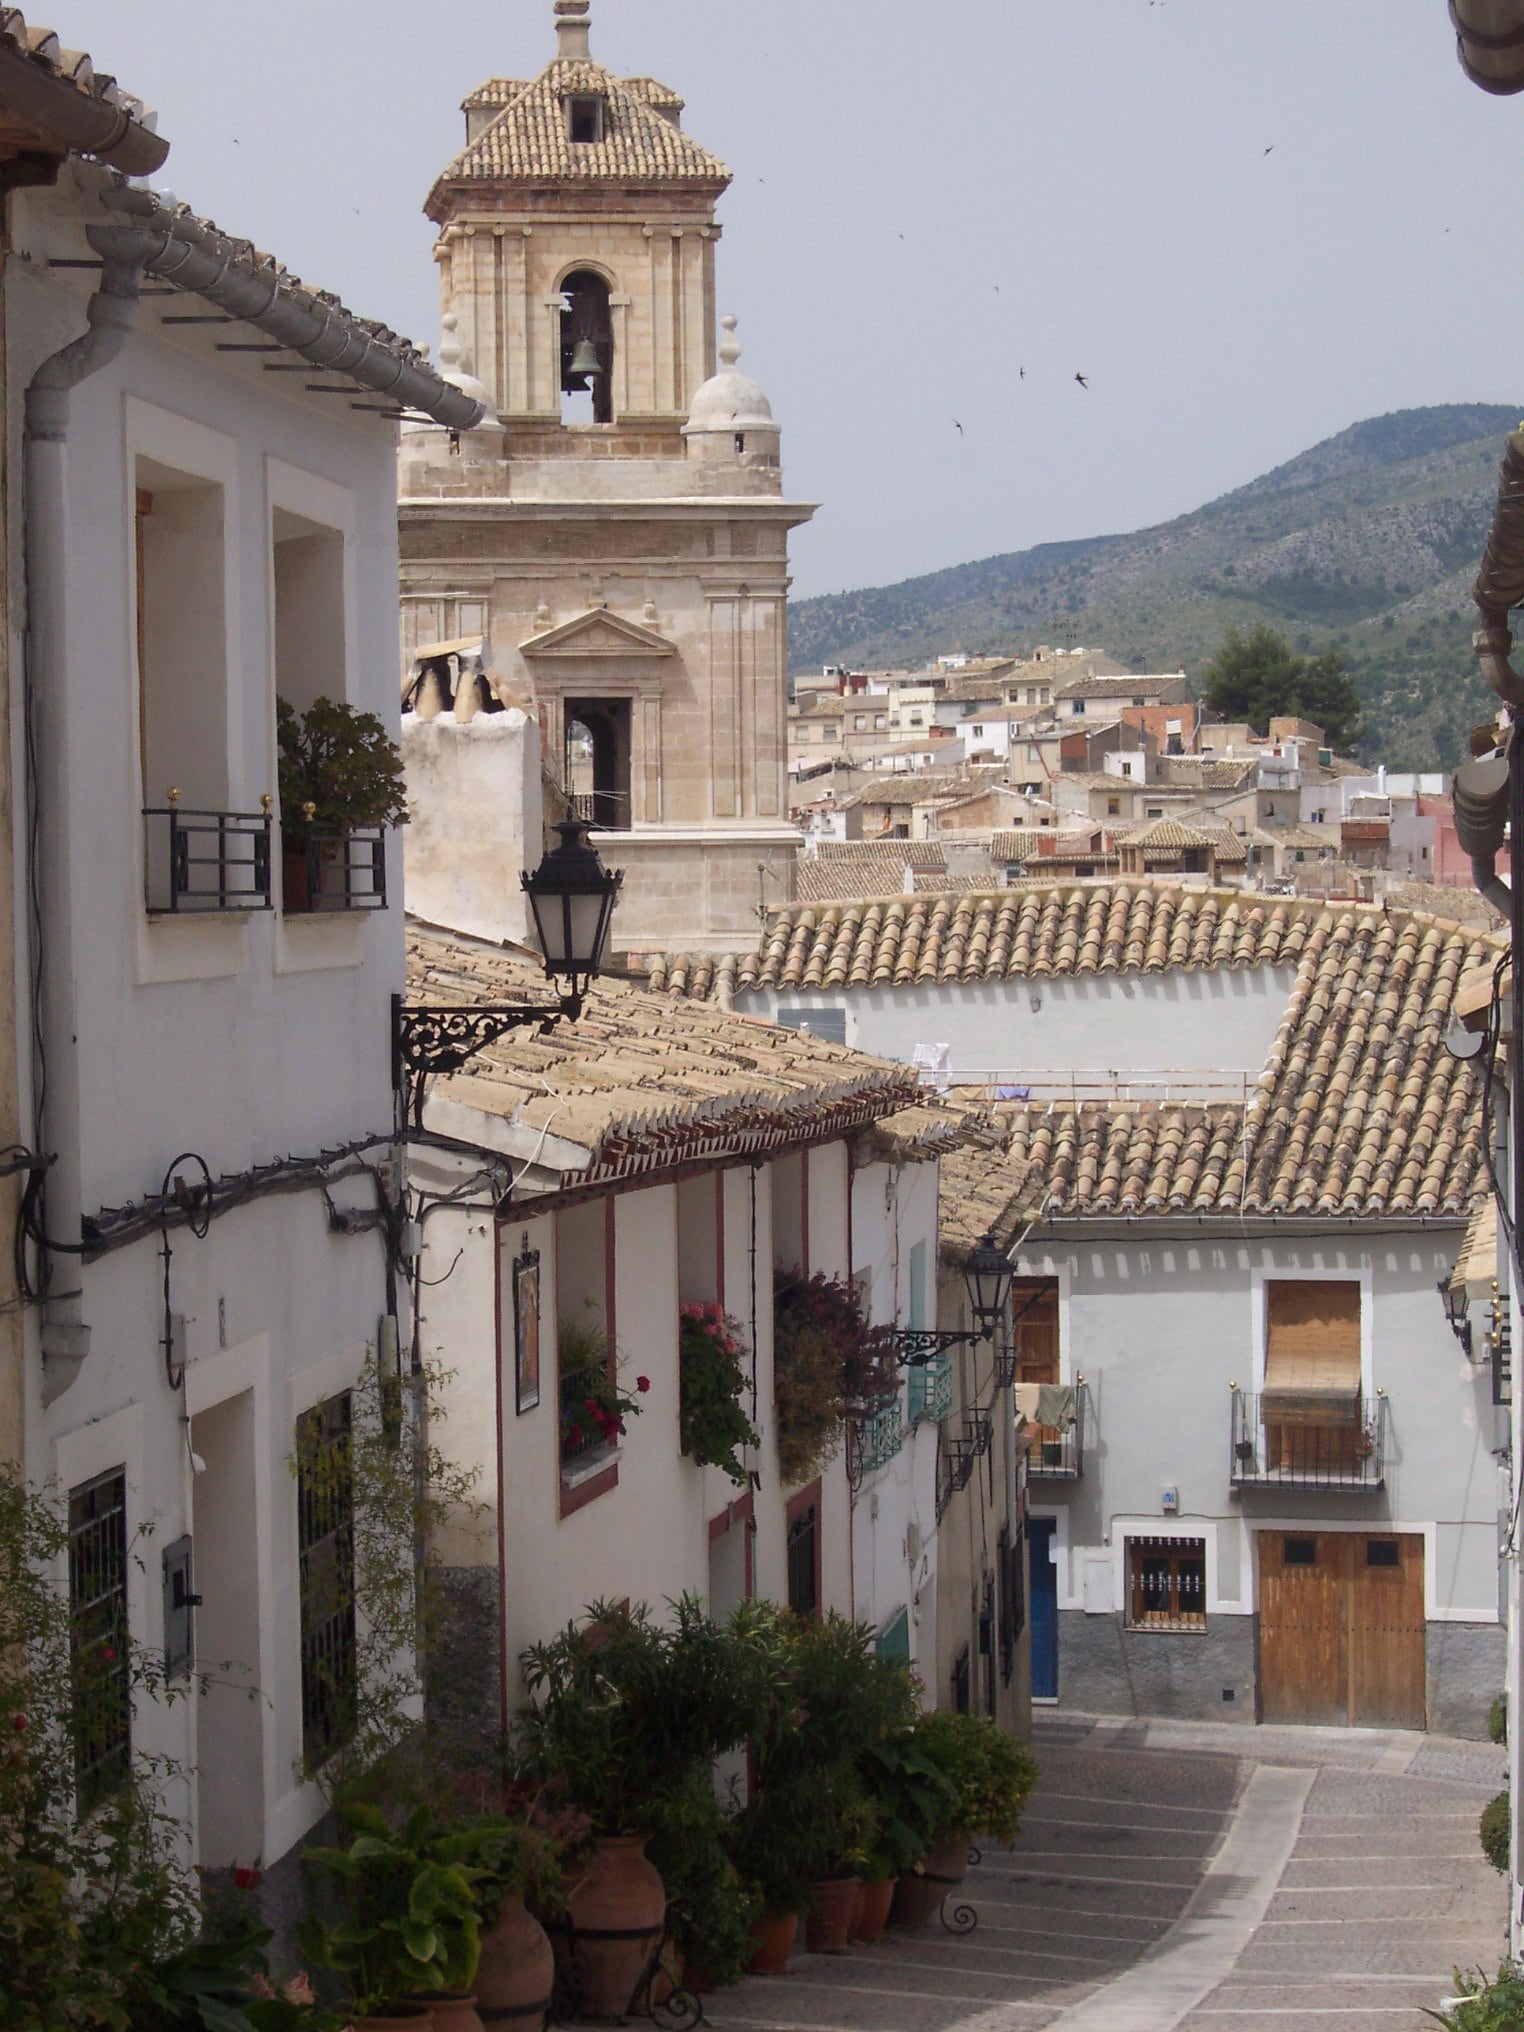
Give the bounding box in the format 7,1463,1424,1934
1265,1281,1360,1410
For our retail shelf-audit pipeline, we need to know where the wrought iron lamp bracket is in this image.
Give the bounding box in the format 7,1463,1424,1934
892,1326,981,1367
392,992,580,1128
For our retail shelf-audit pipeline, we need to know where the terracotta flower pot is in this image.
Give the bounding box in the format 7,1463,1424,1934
475,1892,554,2030
805,1876,860,1953
565,1833,666,2020
853,1876,896,1944
890,1830,971,1930
355,2010,434,2032
417,2001,483,2032
746,1909,799,1974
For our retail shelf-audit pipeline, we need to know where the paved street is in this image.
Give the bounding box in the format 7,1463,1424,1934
699,1713,1508,2032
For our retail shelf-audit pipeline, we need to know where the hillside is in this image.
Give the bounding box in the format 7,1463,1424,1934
790,404,1522,768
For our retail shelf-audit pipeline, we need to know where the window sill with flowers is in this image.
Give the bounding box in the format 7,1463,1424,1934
558,1316,648,1494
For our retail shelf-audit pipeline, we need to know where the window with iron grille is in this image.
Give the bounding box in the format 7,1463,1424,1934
952,1640,972,1713
786,1500,818,1618
1126,1535,1206,1631
69,1468,130,1810
297,1392,356,1766
998,1522,1025,1684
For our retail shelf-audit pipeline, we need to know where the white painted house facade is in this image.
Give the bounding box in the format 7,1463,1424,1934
8,140,479,1899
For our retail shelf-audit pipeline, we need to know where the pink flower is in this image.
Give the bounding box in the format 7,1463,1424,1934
282,1974,315,2006
11,1713,25,1733
99,1644,117,1663
636,1375,650,1393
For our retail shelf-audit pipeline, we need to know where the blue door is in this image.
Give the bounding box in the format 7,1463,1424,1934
1028,1518,1058,1700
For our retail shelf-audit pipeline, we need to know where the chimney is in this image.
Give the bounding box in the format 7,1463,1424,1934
555,0,592,60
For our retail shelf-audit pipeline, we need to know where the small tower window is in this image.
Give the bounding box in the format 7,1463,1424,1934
565,95,604,143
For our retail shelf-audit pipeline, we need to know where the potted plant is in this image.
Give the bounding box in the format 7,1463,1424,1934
1428,1963,1524,2029
513,1597,765,2018
644,1766,759,1995
298,1802,488,2028
856,1732,958,1943
678,1302,758,1485
557,1314,647,1468
463,1803,585,2032
773,1271,898,1485
890,1710,1038,1930
276,694,408,913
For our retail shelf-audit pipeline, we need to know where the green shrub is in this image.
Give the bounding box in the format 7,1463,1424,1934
911,1710,1039,1844
1490,1694,1507,1746
1427,1962,1524,2029
1481,1791,1510,1875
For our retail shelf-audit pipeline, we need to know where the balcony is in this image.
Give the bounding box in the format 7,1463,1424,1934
908,1352,953,1425
1026,1380,1088,1481
282,826,388,913
848,1400,905,1489
143,805,272,914
1230,1387,1387,1491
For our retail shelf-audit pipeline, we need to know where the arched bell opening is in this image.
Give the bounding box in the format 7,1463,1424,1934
559,269,614,425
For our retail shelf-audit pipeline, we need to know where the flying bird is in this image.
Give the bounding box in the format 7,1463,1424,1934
1263,144,1274,155
1019,367,1026,379
952,420,964,434
1074,373,1089,389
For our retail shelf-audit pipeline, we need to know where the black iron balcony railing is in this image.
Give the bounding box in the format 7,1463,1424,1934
1027,1380,1088,1480
936,1411,993,1520
1229,1387,1387,1491
282,827,388,914
143,806,273,914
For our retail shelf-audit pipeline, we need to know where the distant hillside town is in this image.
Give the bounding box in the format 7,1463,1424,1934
785,644,1495,921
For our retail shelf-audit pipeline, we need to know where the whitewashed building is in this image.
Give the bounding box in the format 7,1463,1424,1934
648,883,1505,1733
6,43,480,1908
403,928,958,1718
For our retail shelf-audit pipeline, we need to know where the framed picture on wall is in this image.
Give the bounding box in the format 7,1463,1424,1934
514,1247,541,1415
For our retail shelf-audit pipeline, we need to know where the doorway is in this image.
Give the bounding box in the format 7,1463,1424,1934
1028,1517,1059,1700
191,1392,265,1867
1257,1530,1425,1728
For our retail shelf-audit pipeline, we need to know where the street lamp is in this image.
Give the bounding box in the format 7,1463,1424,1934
393,819,624,1128
888,1233,1015,1366
521,818,624,1017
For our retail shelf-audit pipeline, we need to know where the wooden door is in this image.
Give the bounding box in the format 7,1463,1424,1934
1349,1535,1425,1729
1256,1531,1424,1729
1258,1531,1348,1725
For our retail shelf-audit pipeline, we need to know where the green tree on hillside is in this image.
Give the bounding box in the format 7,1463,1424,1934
1200,622,1364,751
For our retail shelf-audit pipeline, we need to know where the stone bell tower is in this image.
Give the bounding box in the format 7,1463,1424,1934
399,0,815,950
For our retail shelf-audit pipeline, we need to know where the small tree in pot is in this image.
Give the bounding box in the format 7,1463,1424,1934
276,695,408,911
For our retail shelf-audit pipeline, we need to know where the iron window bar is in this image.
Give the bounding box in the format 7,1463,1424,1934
286,826,388,913
936,1411,993,1519
143,803,273,913
1229,1387,1387,1490
847,1399,906,1490
68,1467,130,1810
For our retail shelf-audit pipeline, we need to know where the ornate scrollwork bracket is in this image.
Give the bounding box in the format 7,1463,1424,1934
392,991,579,1129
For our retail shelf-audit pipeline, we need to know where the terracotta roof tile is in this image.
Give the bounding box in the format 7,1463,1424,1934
933,908,1493,1233
0,7,157,133
433,57,729,195
407,925,918,1190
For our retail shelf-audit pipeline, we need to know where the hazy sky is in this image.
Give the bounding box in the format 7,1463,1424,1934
54,1,1524,599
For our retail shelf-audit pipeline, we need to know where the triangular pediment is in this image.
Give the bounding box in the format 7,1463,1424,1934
520,608,676,658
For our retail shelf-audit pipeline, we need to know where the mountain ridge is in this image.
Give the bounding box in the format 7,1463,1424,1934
790,403,1521,768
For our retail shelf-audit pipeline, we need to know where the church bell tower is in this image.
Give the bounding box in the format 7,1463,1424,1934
399,0,814,950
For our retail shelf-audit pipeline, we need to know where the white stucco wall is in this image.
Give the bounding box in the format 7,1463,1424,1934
745,966,1297,1093
402,710,542,944
11,244,406,1873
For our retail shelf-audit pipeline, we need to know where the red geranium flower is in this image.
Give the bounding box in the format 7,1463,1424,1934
232,1865,263,1892
636,1375,650,1393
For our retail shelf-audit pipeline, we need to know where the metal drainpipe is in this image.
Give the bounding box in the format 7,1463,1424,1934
24,247,147,1403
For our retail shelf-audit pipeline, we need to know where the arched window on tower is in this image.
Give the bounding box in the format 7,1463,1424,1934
560,270,613,425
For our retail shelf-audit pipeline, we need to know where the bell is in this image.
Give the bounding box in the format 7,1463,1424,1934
567,337,601,378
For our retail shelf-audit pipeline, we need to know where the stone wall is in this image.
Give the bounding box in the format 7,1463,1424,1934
1055,1610,1259,1723
1428,1621,1506,1739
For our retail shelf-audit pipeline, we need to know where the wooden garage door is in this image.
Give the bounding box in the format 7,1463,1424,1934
1257,1532,1424,1729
